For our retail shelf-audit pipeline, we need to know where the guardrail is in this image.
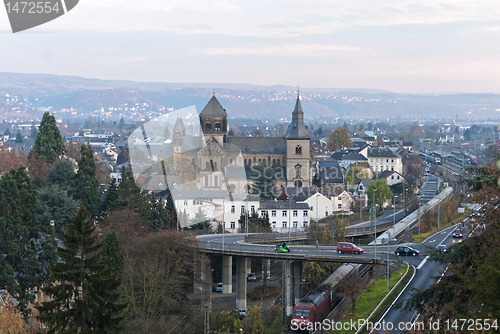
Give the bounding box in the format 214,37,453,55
197,240,392,264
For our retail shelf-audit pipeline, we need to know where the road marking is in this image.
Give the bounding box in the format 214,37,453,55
416,256,429,270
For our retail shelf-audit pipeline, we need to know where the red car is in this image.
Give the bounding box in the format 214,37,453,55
336,242,364,254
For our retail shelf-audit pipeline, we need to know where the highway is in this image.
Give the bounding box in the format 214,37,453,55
369,224,461,333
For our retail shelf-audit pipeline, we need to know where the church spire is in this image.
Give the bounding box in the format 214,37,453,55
286,92,308,139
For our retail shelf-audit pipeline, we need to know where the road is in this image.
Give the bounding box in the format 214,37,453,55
369,223,461,333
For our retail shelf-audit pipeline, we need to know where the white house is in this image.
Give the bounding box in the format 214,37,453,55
378,170,405,186
368,147,403,174
259,200,310,233
300,192,334,222
331,190,354,213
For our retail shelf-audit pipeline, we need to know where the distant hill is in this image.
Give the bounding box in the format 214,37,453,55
0,72,500,121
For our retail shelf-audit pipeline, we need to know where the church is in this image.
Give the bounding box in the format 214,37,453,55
171,94,311,196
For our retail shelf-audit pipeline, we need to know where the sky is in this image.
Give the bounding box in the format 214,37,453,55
1,1,500,93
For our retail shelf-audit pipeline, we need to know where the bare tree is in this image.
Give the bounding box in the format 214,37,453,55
337,273,364,315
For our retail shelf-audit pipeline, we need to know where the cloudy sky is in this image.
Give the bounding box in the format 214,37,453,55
1,0,500,93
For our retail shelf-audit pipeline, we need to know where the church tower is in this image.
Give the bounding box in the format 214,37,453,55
199,95,228,144
286,94,310,188
172,116,185,153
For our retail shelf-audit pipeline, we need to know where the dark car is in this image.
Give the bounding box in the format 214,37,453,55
395,246,419,256
452,232,463,238
247,273,257,281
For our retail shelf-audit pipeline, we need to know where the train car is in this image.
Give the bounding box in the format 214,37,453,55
291,263,371,331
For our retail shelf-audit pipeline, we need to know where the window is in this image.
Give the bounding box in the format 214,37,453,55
277,159,280,166
251,206,255,213
272,159,276,166
338,204,342,209
282,211,287,217
293,210,298,217
310,206,313,211
391,159,394,163
272,222,276,228
391,166,394,171
244,159,247,166
293,221,298,228
295,145,302,154
295,164,301,178
215,123,221,131
325,210,328,216
338,196,342,200
205,123,211,130
261,211,265,217
230,222,235,229
231,205,235,213
204,176,209,187
303,210,308,216
386,159,389,163
391,175,394,179
184,200,188,206
206,162,209,169
303,222,308,227
271,210,276,217
282,221,287,228
397,176,400,179
241,206,245,214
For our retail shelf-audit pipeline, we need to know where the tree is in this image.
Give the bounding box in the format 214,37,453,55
33,112,66,164
463,128,471,141
344,166,360,184
4,128,11,137
0,167,57,315
228,129,235,137
47,159,75,191
0,305,25,334
0,148,26,174
36,185,79,237
101,231,124,277
74,144,101,217
104,177,119,213
37,204,126,334
30,122,38,139
238,211,271,233
367,179,393,210
326,128,352,151
243,304,267,334
190,207,210,226
249,164,278,200
337,273,364,314
15,130,23,143
27,149,50,189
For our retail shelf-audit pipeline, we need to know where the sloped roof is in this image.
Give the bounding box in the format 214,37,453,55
286,96,309,139
199,95,228,117
260,200,309,210
368,147,400,158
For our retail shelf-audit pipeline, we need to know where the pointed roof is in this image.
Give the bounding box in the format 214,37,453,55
173,116,185,131
200,95,228,117
286,94,309,139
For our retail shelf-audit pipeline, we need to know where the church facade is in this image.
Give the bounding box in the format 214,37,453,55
171,94,311,196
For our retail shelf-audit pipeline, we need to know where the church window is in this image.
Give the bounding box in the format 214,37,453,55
205,123,211,131
295,145,302,154
268,156,271,165
277,159,280,166
204,176,209,187
244,159,247,166
295,164,301,178
215,123,221,131
273,159,276,166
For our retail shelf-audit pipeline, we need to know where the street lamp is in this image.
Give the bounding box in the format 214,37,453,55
373,189,377,260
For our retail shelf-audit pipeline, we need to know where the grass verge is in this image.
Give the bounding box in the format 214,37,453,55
247,285,281,301
331,265,410,334
412,214,465,243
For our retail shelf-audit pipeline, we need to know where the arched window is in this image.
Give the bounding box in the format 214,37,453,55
295,145,302,154
204,176,209,187
244,159,247,166
205,123,211,131
214,176,218,187
277,159,280,166
273,159,276,166
268,156,271,165
215,123,221,131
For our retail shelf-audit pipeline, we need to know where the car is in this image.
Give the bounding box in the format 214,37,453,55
452,232,463,238
235,308,248,320
274,242,290,253
247,273,257,281
336,242,364,254
215,283,223,292
436,244,447,252
394,246,419,256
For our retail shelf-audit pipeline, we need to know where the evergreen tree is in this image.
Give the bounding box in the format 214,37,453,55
47,159,76,192
0,167,57,315
36,184,79,237
238,211,271,233
103,177,119,213
15,130,23,143
33,112,66,164
37,205,126,333
74,144,100,217
101,231,124,277
30,122,38,139
4,128,11,137
249,164,278,200
118,117,125,129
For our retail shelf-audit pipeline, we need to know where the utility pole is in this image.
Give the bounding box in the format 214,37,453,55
373,189,377,261
387,231,390,291
418,196,421,237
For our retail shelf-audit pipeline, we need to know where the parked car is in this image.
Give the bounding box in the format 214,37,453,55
394,246,420,256
215,283,223,292
247,273,257,281
452,232,463,238
436,244,447,252
336,242,364,254
275,242,290,253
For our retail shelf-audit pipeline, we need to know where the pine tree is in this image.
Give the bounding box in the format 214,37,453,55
30,122,38,139
74,144,101,217
101,231,124,277
4,128,11,137
33,112,66,164
37,205,126,333
103,177,119,213
15,130,23,143
0,167,57,315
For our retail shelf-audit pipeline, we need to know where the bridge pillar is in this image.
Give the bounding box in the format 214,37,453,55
262,259,271,279
293,261,303,305
236,256,248,309
247,259,252,275
222,255,232,294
